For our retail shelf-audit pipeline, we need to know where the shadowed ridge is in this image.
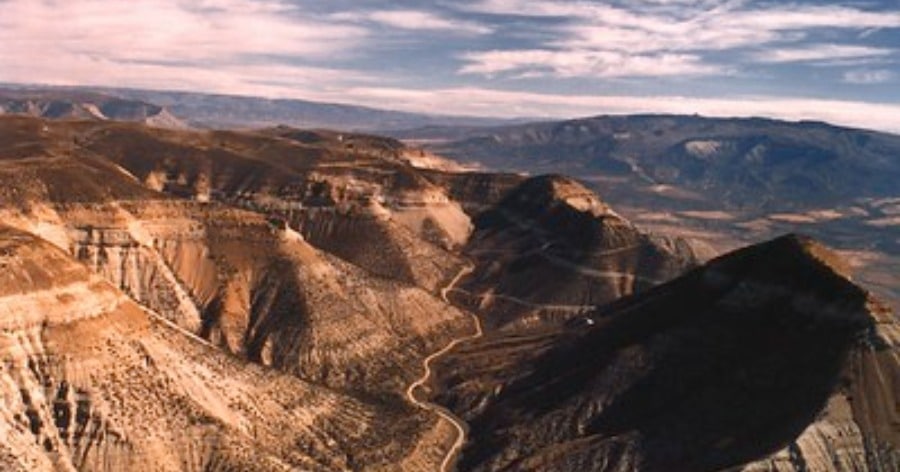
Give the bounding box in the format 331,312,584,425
455,174,696,329
443,234,897,472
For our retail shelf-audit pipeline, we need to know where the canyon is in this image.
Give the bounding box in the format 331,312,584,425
0,112,897,471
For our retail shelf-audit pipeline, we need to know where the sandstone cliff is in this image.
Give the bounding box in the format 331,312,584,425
0,226,436,471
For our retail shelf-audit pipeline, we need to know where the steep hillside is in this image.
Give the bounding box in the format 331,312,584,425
0,117,478,395
66,121,471,291
432,235,900,471
0,226,447,471
452,174,697,329
0,115,490,469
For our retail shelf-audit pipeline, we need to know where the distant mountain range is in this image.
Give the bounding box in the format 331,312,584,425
0,86,186,128
395,114,900,211
0,83,519,131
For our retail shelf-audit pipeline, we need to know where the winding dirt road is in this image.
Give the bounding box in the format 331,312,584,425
406,263,480,472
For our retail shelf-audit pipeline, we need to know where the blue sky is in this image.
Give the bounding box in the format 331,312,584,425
1,0,899,131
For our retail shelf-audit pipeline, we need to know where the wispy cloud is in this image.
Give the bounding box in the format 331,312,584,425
843,69,895,84
334,9,492,35
464,0,900,30
751,45,894,64
0,0,366,61
459,50,725,78
0,49,376,100
456,1,900,78
0,0,369,91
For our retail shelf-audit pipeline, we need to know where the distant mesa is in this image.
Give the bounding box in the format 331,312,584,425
0,88,187,128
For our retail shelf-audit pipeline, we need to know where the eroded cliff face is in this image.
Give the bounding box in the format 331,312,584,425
289,204,466,292
0,226,433,472
77,121,475,292
1,200,470,396
0,116,484,470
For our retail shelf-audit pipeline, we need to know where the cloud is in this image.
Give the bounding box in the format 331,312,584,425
0,0,366,83
0,0,369,90
0,0,366,61
843,69,895,84
750,44,894,64
0,49,376,100
556,22,783,54
727,5,900,31
464,0,900,30
456,1,900,78
364,10,492,35
459,49,725,78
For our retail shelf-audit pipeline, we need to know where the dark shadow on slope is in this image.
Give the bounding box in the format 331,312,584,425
459,235,877,471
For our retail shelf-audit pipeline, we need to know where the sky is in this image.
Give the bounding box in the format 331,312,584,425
1,0,900,132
